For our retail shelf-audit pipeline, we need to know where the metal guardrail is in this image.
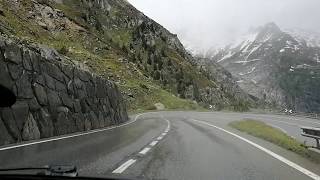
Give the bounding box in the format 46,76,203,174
293,113,320,120
301,126,320,149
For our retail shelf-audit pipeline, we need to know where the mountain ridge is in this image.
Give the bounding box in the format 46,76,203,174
0,0,253,111
210,22,320,113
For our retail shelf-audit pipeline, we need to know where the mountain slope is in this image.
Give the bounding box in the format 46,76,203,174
0,0,252,111
211,23,320,113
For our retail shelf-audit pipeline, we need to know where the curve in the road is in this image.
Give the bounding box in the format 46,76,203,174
112,117,171,174
191,118,320,180
0,112,152,152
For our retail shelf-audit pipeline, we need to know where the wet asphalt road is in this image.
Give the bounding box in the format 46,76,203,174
0,111,320,180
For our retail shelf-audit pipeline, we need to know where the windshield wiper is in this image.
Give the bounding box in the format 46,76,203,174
0,165,78,177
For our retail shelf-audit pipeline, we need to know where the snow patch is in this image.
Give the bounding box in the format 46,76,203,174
239,67,256,76
234,59,262,65
245,44,262,61
285,28,320,48
238,32,259,51
218,51,234,62
314,54,320,63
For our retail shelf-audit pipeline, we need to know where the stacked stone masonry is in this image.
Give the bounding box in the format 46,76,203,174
0,37,128,146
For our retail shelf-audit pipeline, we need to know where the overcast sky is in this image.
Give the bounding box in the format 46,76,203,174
128,0,320,51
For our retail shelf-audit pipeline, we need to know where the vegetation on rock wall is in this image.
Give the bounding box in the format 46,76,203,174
0,0,252,111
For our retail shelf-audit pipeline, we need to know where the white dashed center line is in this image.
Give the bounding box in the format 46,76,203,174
157,136,163,140
112,159,137,174
139,147,151,155
112,115,171,174
150,140,158,146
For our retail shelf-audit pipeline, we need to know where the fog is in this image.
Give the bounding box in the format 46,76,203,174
128,0,320,51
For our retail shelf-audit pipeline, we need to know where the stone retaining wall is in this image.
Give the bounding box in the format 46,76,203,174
0,37,128,146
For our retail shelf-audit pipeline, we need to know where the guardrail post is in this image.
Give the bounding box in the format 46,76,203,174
301,126,320,150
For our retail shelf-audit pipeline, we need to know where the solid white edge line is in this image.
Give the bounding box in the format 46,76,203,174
264,119,300,127
191,119,320,180
112,159,136,174
161,133,166,136
150,141,158,146
139,147,151,155
0,113,148,151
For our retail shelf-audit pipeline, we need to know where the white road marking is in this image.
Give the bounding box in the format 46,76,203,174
112,115,171,174
290,118,320,126
267,123,288,134
139,147,151,155
157,136,163,140
253,114,320,126
150,141,158,146
191,119,320,180
112,159,136,174
0,113,148,151
161,133,167,136
263,119,301,127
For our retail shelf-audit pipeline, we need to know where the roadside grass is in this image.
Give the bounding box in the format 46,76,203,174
125,84,206,113
229,119,320,163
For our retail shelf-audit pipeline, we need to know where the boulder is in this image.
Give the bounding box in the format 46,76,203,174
0,57,14,90
47,89,62,108
7,63,23,80
39,45,61,61
59,93,73,109
28,97,41,111
73,113,85,131
0,117,15,145
29,51,41,72
34,108,54,138
89,111,99,129
84,115,92,131
11,101,29,131
55,80,67,92
22,49,33,71
15,72,33,99
73,99,81,113
44,73,56,90
4,43,22,64
98,112,104,128
154,102,165,110
33,83,48,105
1,108,21,140
22,113,40,141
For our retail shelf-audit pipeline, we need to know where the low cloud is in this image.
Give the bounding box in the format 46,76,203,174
128,0,320,51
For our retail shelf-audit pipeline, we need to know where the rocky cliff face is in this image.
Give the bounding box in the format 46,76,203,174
0,0,252,111
0,35,128,146
211,23,320,113
196,57,254,111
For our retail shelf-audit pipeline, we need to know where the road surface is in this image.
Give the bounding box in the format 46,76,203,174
0,111,320,180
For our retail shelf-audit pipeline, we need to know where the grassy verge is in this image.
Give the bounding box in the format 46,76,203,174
229,119,320,163
125,85,206,113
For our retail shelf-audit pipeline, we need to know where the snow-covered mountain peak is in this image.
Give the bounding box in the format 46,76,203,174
208,22,320,113
284,28,320,48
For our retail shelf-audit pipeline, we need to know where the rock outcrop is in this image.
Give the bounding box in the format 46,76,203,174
0,0,253,112
0,35,128,146
211,23,320,113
